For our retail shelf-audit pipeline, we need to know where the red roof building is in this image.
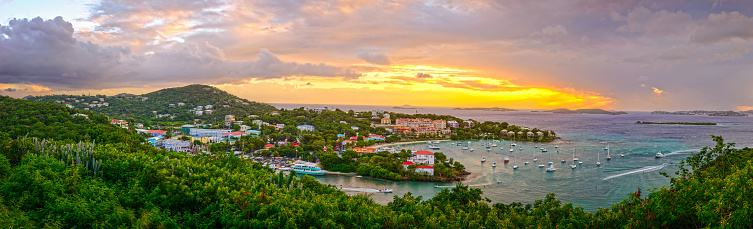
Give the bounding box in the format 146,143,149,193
148,130,167,134
403,161,415,165
264,144,275,148
292,143,300,147
416,166,434,169
414,150,434,155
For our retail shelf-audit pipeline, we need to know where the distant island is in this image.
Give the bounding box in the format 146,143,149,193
636,121,717,125
543,108,627,115
651,110,748,116
452,107,517,111
393,106,422,109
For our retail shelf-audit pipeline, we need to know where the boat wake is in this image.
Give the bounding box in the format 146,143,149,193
435,183,493,188
602,163,668,181
663,148,701,156
339,187,381,192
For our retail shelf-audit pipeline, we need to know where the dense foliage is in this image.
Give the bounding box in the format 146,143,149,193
3,93,751,228
320,150,467,182
27,84,276,123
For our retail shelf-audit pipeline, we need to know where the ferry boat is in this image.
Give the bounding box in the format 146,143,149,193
291,162,326,176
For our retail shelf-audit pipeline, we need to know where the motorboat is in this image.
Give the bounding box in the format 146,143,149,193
492,163,497,167
356,175,363,178
546,167,556,172
511,142,517,146
470,148,475,152
570,164,577,169
463,146,469,150
377,188,393,193
428,145,440,150
492,143,498,147
655,152,666,158
481,157,486,162
561,160,566,163
510,148,514,152
504,157,509,163
542,149,548,152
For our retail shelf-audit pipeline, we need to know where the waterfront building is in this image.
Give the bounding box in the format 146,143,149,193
447,121,460,128
416,166,435,176
433,120,446,129
408,150,435,165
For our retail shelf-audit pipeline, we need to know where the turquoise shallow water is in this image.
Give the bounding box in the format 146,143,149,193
274,104,753,212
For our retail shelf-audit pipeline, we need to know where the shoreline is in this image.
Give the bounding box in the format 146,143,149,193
367,139,452,149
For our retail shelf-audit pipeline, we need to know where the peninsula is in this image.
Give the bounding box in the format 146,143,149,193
636,121,717,125
544,108,627,115
651,110,748,116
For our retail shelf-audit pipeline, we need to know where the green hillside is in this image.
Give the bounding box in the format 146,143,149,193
0,97,751,228
27,84,276,122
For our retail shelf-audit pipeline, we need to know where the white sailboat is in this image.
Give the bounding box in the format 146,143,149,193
606,144,612,160
492,162,497,167
596,149,601,166
533,149,538,162
546,153,556,172
513,156,518,169
573,148,579,161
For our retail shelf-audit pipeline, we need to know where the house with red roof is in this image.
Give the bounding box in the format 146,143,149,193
264,144,275,149
148,130,167,137
416,166,434,176
408,150,435,165
402,161,414,169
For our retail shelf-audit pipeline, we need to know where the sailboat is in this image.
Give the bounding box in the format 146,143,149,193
492,162,497,167
513,156,518,169
533,149,538,162
481,153,486,162
511,142,517,146
510,148,514,152
504,151,510,163
573,148,579,160
570,164,577,169
606,144,612,160
538,151,546,167
546,153,556,172
596,149,601,166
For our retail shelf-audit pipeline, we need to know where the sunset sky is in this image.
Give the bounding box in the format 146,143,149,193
1,0,752,111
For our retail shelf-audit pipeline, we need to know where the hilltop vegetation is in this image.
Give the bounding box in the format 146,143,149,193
27,84,276,122
1,94,751,228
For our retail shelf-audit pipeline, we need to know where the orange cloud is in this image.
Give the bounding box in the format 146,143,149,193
652,87,664,95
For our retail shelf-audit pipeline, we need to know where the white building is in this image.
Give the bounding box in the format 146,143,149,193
408,150,435,165
163,139,191,152
297,125,315,132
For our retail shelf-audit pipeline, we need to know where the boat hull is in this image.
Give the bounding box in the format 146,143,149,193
292,169,326,176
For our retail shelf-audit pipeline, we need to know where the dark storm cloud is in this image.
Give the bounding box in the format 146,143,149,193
0,17,360,89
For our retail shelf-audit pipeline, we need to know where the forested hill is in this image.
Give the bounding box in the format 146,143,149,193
27,84,276,122
0,96,142,144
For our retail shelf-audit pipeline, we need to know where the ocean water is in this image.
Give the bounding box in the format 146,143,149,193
273,104,753,212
